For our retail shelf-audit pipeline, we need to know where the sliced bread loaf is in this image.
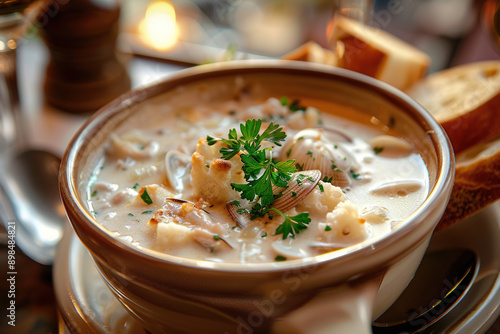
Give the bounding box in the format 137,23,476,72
408,60,500,154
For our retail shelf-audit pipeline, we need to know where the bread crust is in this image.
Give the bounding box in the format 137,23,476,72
436,183,500,232
436,136,500,231
440,93,500,154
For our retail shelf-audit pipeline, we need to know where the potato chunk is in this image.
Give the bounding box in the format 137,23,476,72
321,201,369,242
298,181,346,215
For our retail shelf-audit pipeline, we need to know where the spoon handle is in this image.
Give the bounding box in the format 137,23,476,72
0,1,50,153
0,29,24,153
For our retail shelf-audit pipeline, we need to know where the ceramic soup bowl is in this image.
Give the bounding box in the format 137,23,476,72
59,61,454,334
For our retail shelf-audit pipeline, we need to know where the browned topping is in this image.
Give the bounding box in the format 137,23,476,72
212,159,232,173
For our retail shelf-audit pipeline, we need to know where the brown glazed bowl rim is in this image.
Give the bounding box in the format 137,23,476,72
59,60,454,273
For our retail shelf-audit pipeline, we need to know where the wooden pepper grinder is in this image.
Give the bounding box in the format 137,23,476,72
39,0,131,113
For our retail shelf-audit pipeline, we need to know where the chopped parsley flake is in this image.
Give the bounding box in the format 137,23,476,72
322,176,333,183
132,182,139,190
140,189,153,205
296,174,314,187
291,191,297,197
279,96,306,112
205,163,210,168
261,232,267,238
318,183,324,192
91,190,97,197
128,213,134,217
275,255,287,262
280,96,288,106
142,210,153,214
325,225,332,231
213,235,221,240
306,150,313,157
350,170,361,179
331,163,343,172
289,99,306,112
374,147,384,154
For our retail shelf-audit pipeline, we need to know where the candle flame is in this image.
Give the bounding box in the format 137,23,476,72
139,0,179,50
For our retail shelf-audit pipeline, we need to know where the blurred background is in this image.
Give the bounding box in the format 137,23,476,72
116,0,499,71
0,0,499,333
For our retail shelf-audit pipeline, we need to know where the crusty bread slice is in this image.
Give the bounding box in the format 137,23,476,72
282,41,339,66
435,136,500,232
327,15,431,91
408,61,500,154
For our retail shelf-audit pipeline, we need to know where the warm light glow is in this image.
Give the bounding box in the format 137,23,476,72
139,0,179,50
7,39,16,50
0,39,16,52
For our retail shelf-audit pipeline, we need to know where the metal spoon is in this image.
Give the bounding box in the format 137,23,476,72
0,149,64,265
372,248,477,333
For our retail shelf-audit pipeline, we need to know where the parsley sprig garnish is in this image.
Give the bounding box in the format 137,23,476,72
207,119,287,160
207,119,311,239
233,152,297,211
271,209,311,239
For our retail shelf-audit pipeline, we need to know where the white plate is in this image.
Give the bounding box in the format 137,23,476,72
54,225,146,334
54,202,500,333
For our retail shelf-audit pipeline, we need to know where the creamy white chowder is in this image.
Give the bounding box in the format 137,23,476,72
87,96,429,263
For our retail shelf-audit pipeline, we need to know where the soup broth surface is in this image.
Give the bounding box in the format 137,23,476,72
88,95,429,263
